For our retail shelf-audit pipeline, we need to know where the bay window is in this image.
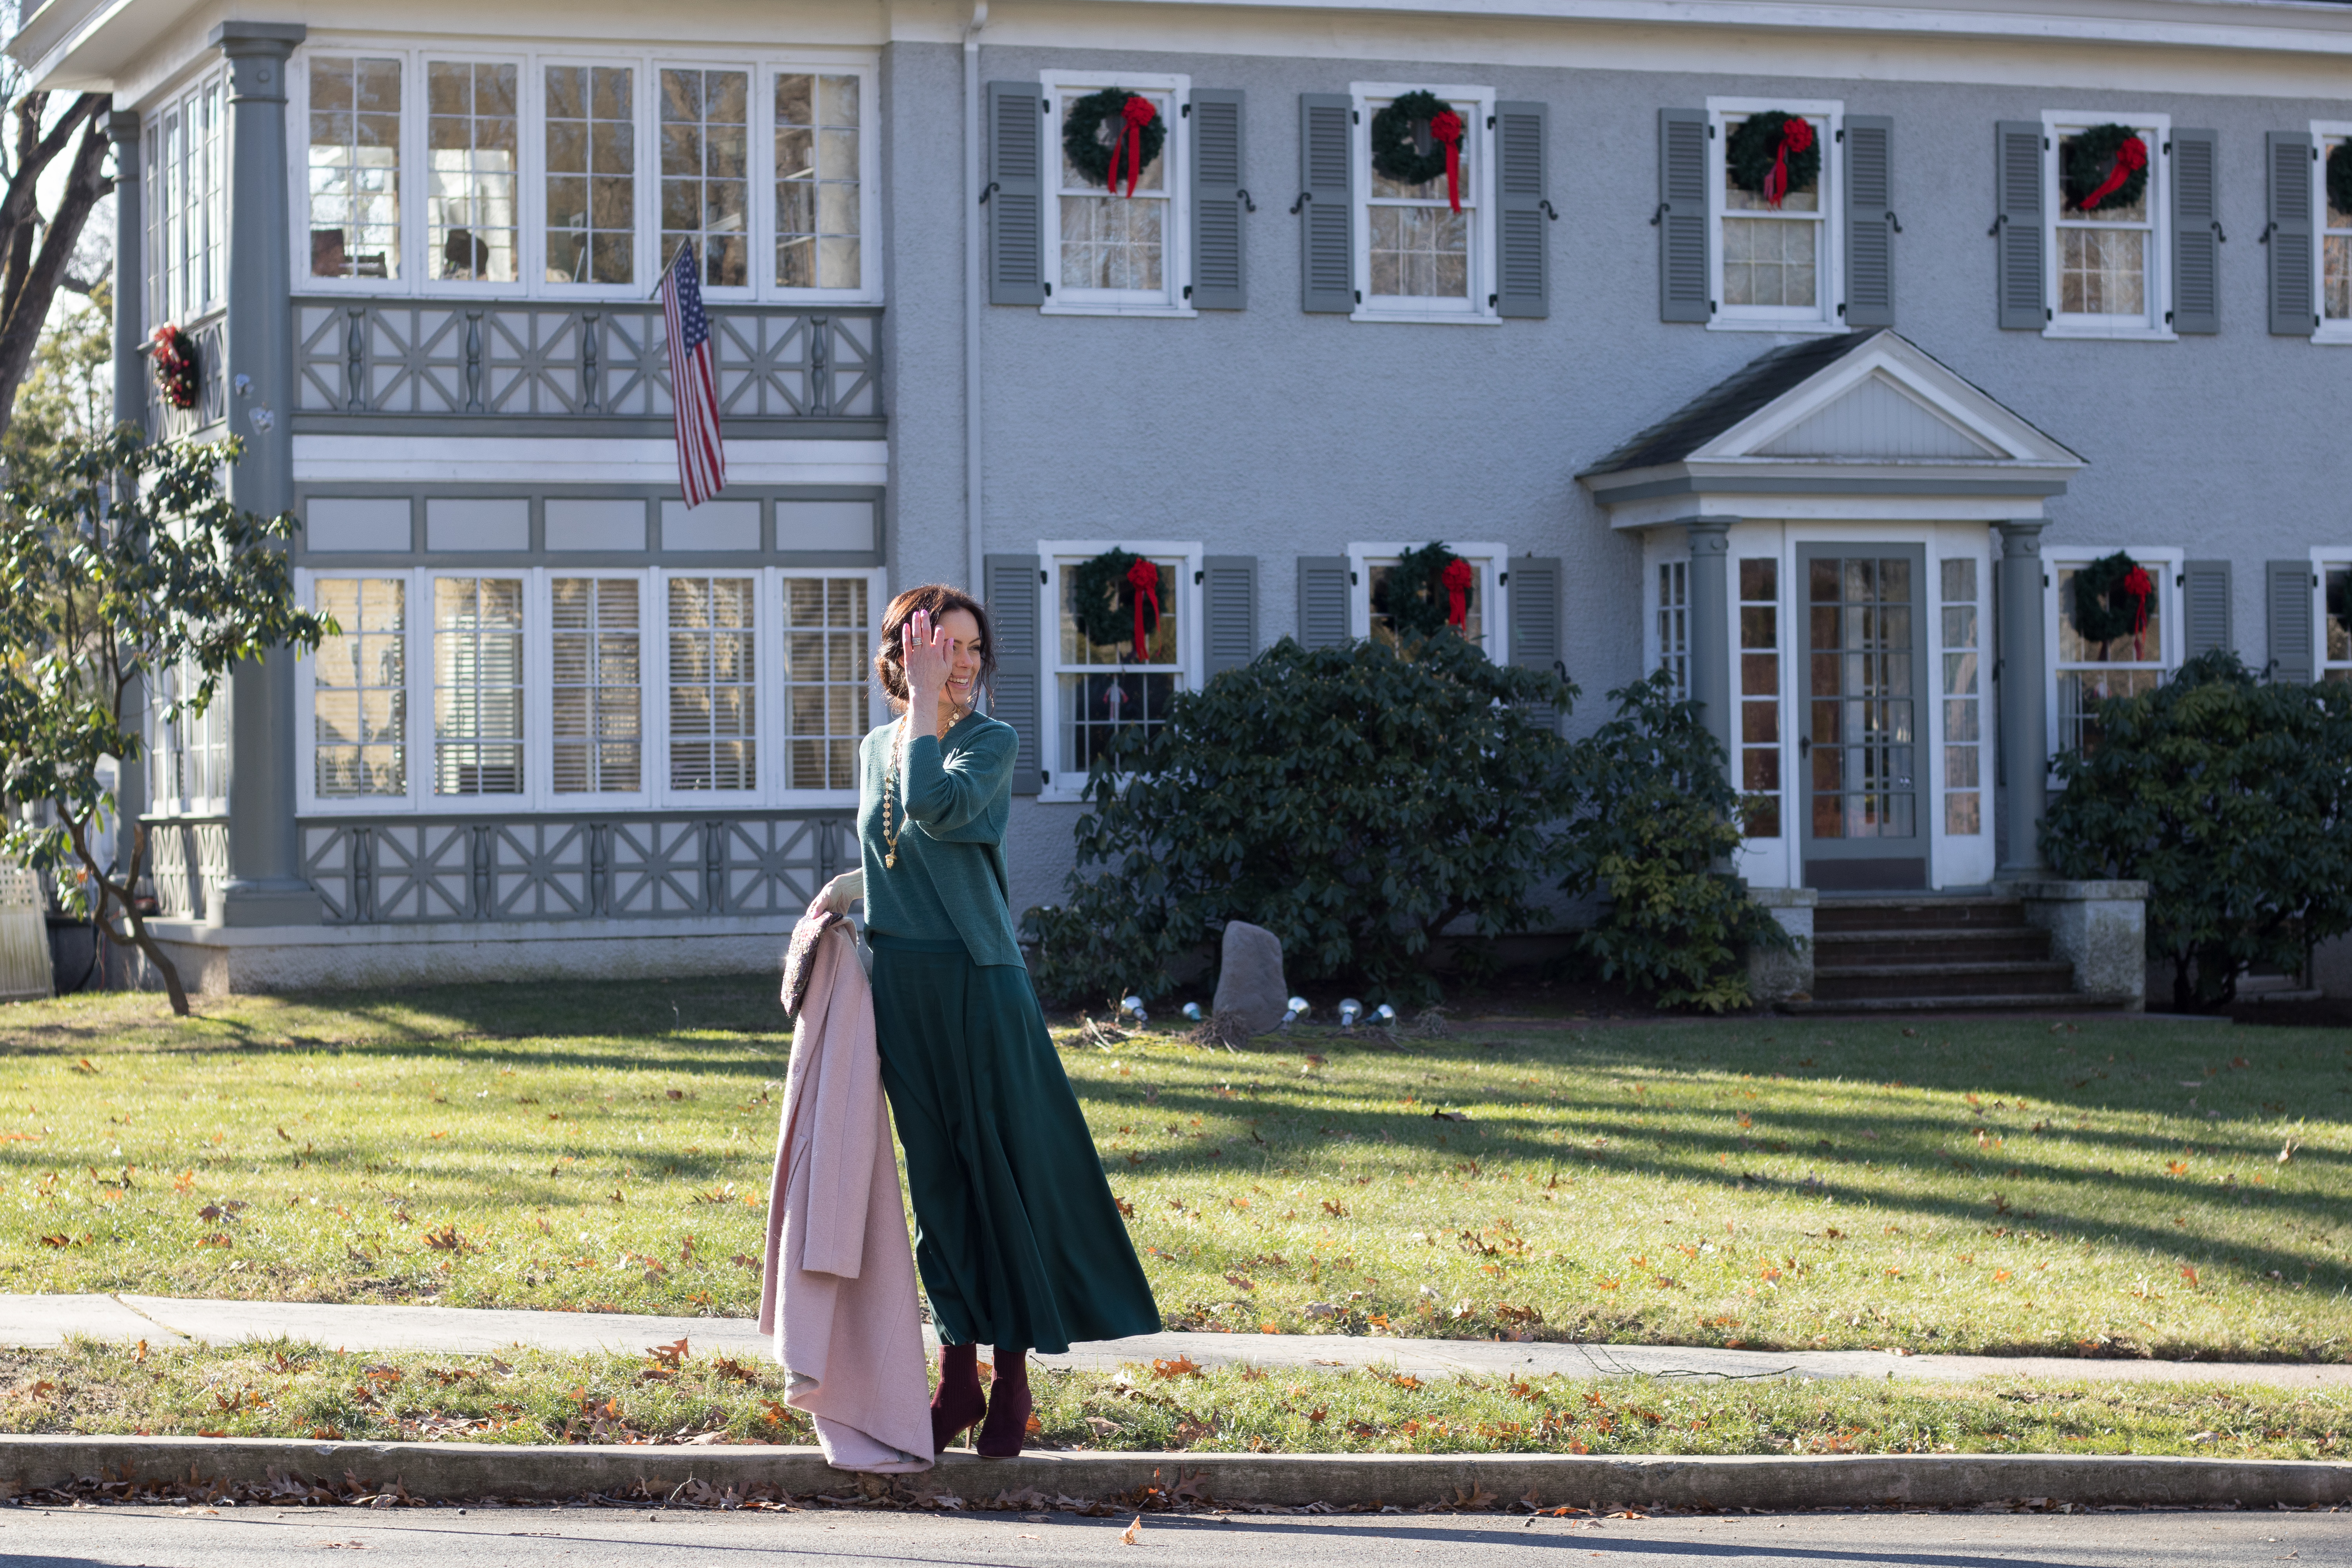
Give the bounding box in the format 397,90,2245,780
774,73,861,291
660,67,750,289
306,55,401,280
546,64,638,286
311,575,409,800
426,60,519,283
148,71,227,322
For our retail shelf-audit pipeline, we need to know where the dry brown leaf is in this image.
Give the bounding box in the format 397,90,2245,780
1120,1515,1142,1546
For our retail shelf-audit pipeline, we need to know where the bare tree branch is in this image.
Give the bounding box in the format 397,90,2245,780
0,91,102,332
0,105,110,442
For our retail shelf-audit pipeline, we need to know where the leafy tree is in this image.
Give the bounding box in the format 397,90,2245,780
0,430,330,1015
1021,632,1579,1007
1557,671,1795,1012
2042,650,2352,1011
4,281,109,474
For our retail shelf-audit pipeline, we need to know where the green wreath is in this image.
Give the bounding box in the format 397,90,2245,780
2063,123,2149,214
1069,548,1160,652
1726,111,1821,202
1061,89,1165,190
1374,541,1472,640
2071,552,2154,646
2329,142,2352,221
1369,90,1456,187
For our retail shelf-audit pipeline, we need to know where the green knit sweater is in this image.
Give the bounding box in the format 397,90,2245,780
856,713,1024,968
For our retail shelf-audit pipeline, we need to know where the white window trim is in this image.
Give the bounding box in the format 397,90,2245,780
147,660,229,818
142,65,231,330
2310,546,2350,678
294,564,883,814
1704,96,1845,336
2042,544,2184,765
1348,81,1500,326
287,44,884,305
1035,539,1203,803
1037,69,1195,318
2041,109,2176,342
1345,541,1510,662
2311,121,2352,345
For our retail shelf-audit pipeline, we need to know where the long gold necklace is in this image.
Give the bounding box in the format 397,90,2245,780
880,702,964,870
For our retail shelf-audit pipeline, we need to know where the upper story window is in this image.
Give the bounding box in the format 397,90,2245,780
2044,112,2171,339
1040,71,1189,315
1353,83,1495,323
2049,548,2179,755
146,70,228,326
2317,125,2352,341
1710,100,1840,330
293,45,878,302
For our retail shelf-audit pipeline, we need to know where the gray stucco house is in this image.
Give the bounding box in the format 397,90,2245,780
22,0,2350,995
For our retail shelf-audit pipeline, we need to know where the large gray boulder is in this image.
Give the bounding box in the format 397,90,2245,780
1211,921,1289,1037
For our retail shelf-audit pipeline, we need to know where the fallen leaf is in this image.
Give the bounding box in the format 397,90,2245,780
1120,1515,1142,1545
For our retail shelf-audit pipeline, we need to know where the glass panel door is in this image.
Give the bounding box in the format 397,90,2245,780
1798,545,1927,890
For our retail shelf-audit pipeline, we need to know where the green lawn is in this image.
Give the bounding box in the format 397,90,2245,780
6,1337,2347,1461
5,980,2350,1361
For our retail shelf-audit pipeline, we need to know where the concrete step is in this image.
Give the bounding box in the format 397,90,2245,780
1811,959,2078,1001
1815,928,2054,965
1781,992,2139,1014
1815,897,2030,935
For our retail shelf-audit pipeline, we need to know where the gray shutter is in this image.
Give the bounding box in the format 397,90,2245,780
2171,128,2220,335
1494,100,1548,319
1843,115,1895,328
1200,555,1258,678
1507,556,1563,731
986,82,1044,306
2183,559,2232,661
1994,120,2045,330
984,554,1042,793
1298,94,1353,313
1189,89,1247,310
2269,560,2316,684
2267,131,2316,336
1657,108,1710,323
1295,556,1351,648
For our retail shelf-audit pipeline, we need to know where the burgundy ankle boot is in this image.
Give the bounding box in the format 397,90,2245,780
930,1343,986,1454
975,1348,1032,1459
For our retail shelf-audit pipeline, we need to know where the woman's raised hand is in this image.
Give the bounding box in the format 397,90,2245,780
902,607,954,711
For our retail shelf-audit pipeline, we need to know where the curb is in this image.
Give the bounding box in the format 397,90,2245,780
3,1437,2348,1511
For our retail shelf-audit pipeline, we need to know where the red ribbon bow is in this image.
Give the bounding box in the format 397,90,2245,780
2077,136,2147,212
2121,564,2154,659
1441,558,1474,628
1126,558,1161,659
1107,94,1159,198
1428,109,1465,212
1763,117,1816,209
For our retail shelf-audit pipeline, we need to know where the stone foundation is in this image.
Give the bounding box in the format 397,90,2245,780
2013,880,2149,1009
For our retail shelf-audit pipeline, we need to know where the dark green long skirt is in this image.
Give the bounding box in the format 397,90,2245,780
868,934,1161,1355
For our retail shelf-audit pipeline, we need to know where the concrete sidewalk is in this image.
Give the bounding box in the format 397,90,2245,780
5,1294,2348,1391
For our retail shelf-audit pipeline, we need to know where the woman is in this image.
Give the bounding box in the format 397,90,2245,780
817,584,1159,1459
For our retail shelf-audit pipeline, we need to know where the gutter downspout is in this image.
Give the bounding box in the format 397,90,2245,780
963,1,987,597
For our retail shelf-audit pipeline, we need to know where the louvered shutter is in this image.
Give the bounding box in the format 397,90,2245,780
1994,121,2045,330
1657,108,1709,323
2268,131,2316,336
2183,560,2232,660
984,554,1042,794
1508,556,1563,731
1844,115,1895,328
2269,560,2316,684
1295,556,1351,648
1298,94,1353,313
1494,100,1548,318
1200,555,1258,678
2171,129,2220,334
1190,90,1247,310
986,82,1044,306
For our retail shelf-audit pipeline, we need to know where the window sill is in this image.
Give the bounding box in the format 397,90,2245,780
1040,301,1199,319
1707,317,1846,336
1347,309,1501,327
1036,783,1093,805
2041,323,2178,343
2310,325,2352,346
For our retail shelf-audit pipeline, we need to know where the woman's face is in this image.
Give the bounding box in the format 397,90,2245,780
935,607,984,709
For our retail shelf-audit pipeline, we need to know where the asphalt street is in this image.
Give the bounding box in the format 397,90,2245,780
0,1504,2336,1567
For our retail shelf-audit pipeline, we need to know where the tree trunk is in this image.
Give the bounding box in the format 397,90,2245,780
75,819,191,1016
0,98,112,444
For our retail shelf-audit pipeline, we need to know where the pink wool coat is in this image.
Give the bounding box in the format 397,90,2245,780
759,921,933,1472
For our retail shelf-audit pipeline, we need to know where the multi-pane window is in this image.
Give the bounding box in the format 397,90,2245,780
667,576,757,791
546,65,637,285
2053,122,2159,327
433,578,525,796
149,76,227,322
1738,559,1780,837
2323,565,2352,684
660,69,749,288
1366,94,1474,306
2326,136,2352,326
1655,560,1690,699
149,659,228,809
782,577,870,791
1054,559,1183,777
307,56,401,280
2054,561,2167,754
426,62,519,283
551,578,642,795
1365,559,1486,651
775,73,860,290
1720,111,1828,320
312,577,408,799
1940,558,1984,836
1806,557,1917,842
1053,84,1176,301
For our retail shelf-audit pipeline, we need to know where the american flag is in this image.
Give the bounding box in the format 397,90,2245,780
660,241,726,507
